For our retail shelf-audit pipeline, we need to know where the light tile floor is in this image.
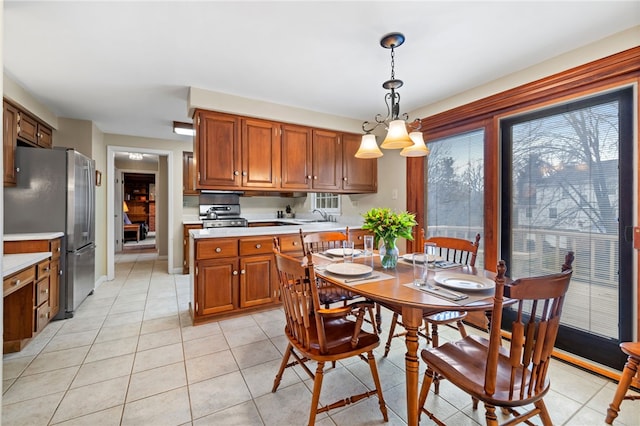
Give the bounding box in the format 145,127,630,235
2,252,639,425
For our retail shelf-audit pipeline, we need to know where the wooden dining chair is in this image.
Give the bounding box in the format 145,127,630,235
271,250,388,425
418,252,574,426
300,227,361,308
382,233,481,378
605,342,640,424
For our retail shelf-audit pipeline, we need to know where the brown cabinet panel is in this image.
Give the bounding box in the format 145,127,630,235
3,101,18,186
312,129,342,191
49,258,60,318
240,255,276,308
183,224,203,274
196,111,241,188
17,111,37,145
241,118,281,188
239,236,274,256
182,151,199,195
342,132,377,193
195,238,238,260
281,124,312,190
196,259,237,316
37,123,52,148
36,278,50,307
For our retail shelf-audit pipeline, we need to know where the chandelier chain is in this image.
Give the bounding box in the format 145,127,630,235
390,47,395,80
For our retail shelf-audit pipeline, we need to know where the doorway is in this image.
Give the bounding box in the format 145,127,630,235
122,172,157,252
106,146,174,280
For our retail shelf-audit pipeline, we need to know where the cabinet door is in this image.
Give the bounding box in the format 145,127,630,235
311,129,342,191
3,101,18,186
182,151,199,195
281,124,312,190
36,123,52,148
17,111,38,145
196,111,241,188
342,132,378,193
240,255,276,308
241,118,280,189
196,259,237,316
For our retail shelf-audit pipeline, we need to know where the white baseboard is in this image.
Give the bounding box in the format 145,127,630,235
94,275,108,289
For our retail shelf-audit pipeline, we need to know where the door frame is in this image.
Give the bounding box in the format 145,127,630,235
106,146,174,279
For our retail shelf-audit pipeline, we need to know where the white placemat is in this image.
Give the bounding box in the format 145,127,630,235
316,270,395,287
403,282,494,306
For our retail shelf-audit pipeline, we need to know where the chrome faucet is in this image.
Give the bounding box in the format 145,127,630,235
312,209,329,221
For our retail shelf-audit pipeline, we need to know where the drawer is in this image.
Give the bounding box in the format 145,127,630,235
36,279,50,306
278,234,303,253
3,266,36,297
196,238,238,260
35,303,50,332
239,237,274,256
49,239,62,260
36,260,51,280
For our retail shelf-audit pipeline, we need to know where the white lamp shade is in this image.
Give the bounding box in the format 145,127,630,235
380,119,414,149
400,131,430,157
355,134,383,158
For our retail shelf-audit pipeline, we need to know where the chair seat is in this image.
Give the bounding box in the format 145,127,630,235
620,342,640,358
421,335,550,408
287,316,380,360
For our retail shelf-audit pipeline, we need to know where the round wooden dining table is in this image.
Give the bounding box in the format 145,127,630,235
313,253,504,426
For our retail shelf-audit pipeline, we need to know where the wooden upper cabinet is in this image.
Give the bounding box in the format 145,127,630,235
195,110,241,189
36,124,52,148
17,111,38,145
241,118,281,189
311,129,342,191
3,101,18,186
342,132,377,193
281,124,312,190
182,151,198,195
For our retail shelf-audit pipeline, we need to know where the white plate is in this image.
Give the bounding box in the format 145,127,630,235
325,263,373,277
434,272,495,291
325,248,363,257
401,253,442,263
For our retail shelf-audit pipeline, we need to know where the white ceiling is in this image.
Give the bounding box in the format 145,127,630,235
4,1,639,142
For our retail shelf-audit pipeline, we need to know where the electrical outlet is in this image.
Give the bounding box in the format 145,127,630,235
392,189,398,200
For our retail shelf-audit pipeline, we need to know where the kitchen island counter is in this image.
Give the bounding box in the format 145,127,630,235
4,232,65,242
190,222,362,239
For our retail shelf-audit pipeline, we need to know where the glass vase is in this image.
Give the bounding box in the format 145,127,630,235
379,238,399,269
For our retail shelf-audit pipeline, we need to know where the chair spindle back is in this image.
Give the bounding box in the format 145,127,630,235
426,234,481,267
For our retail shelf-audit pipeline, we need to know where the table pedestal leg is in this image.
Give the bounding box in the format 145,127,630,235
402,306,423,426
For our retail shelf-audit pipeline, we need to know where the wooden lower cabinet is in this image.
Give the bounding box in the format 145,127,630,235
191,235,278,324
3,237,63,352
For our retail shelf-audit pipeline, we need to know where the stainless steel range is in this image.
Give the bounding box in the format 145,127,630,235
199,192,248,228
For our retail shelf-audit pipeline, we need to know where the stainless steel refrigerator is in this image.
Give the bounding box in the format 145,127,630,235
4,146,96,319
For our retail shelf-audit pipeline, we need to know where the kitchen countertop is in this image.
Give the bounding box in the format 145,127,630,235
3,252,52,277
4,232,65,241
190,221,362,239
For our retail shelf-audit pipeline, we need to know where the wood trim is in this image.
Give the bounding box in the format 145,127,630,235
406,155,424,253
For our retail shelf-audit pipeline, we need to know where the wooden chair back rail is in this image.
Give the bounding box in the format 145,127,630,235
426,234,481,266
299,228,349,256
420,251,574,425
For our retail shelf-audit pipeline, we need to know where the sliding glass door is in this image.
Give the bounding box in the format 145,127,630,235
500,88,633,368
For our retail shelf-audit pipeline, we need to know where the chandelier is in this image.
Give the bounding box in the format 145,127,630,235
355,32,429,159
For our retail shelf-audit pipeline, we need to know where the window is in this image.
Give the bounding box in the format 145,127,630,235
426,129,484,268
310,192,340,213
549,207,557,218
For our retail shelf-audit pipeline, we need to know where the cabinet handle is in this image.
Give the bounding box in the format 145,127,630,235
17,124,21,133
59,270,63,276
292,241,298,246
343,177,348,181
12,279,20,286
255,244,261,249
233,270,238,276
240,269,245,275
313,176,318,179
16,167,20,173
57,247,61,252
45,267,50,272
242,171,247,176
234,171,240,176
306,175,312,179
215,247,222,253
